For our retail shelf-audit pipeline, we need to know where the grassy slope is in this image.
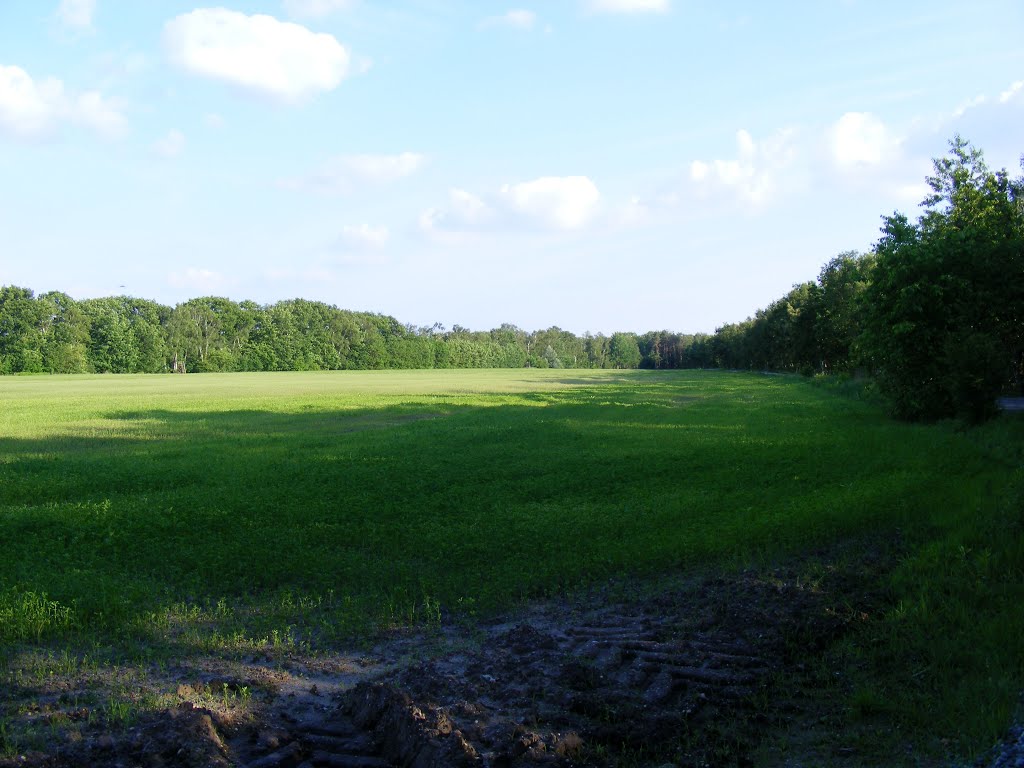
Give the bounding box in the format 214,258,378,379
0,369,1021,760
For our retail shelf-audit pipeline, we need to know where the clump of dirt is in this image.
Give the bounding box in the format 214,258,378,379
333,567,852,767
0,561,876,768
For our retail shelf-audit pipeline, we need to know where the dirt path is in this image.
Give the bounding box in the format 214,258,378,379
0,556,904,767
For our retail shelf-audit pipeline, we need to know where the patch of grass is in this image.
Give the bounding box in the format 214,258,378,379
0,589,77,643
1,369,1021,762
837,431,1024,761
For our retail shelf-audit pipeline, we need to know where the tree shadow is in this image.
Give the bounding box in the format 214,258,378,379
0,370,983,671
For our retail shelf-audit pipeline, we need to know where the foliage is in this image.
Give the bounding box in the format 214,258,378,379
692,137,1021,421
0,292,709,374
862,136,1023,420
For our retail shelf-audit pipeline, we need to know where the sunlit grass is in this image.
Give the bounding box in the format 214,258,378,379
1,369,1021,761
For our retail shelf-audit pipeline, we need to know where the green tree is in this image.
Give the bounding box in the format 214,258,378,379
862,137,1023,420
608,332,642,369
814,251,875,373
542,344,563,368
79,298,140,373
37,291,91,373
0,286,46,373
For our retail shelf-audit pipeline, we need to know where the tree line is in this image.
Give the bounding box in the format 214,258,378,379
2,137,1020,420
700,137,1023,420
0,290,669,375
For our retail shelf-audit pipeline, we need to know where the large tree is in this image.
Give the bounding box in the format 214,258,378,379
0,286,45,373
814,251,875,373
862,137,1024,420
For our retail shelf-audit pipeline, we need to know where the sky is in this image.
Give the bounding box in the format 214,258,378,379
1,1,1022,335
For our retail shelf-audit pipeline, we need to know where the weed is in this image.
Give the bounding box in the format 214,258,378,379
0,590,76,643
105,697,133,726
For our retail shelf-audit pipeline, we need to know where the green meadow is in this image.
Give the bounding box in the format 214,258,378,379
1,369,1022,759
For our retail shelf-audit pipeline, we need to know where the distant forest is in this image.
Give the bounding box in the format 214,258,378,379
2,138,1021,420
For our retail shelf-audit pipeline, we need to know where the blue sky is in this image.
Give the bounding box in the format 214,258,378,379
1,1,1022,334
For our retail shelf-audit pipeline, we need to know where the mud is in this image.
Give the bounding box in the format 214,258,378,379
0,565,868,768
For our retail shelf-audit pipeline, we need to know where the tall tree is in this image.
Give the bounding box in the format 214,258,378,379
0,286,45,373
609,332,642,369
37,291,91,373
814,251,875,373
862,137,1023,420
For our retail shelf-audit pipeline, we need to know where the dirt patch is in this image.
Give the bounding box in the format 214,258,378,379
0,561,880,768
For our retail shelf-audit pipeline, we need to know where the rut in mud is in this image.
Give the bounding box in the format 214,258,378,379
1,561,872,768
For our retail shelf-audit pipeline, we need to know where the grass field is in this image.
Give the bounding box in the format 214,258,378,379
1,369,1022,762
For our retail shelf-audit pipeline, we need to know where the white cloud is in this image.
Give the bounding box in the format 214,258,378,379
163,9,352,103
688,128,799,204
284,152,425,192
586,0,669,13
614,196,650,227
168,267,228,292
448,188,490,221
999,80,1023,104
74,90,126,137
0,66,65,138
420,188,494,234
500,176,601,229
56,0,95,30
335,152,424,182
0,65,125,140
952,93,986,118
282,0,355,18
153,129,185,158
339,223,390,248
422,175,602,234
830,112,898,169
479,9,537,29
203,112,225,129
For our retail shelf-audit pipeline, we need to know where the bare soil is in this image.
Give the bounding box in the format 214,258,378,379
0,556,894,768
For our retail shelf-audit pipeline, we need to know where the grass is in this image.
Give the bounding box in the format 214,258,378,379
0,368,1021,762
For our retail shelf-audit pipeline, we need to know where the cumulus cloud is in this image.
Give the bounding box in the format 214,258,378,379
500,176,600,229
421,175,602,234
999,80,1023,104
56,0,95,30
284,152,425,193
0,66,64,138
479,9,537,29
334,152,424,182
204,112,225,129
830,112,898,169
688,128,798,204
74,91,126,137
163,9,352,103
153,129,185,158
339,223,390,248
0,64,126,140
952,93,986,118
282,0,356,18
586,0,669,13
420,188,494,233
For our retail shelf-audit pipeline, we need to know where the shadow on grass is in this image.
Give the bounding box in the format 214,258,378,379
3,373,1024,766
0,372,1012,667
